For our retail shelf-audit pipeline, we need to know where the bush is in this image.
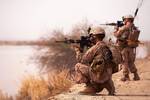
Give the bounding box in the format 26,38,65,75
0,89,13,100
47,68,73,96
32,20,91,72
16,69,73,100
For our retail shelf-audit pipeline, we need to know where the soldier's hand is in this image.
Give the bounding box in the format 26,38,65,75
71,45,83,62
71,44,81,53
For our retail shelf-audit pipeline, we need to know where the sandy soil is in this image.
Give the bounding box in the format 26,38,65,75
50,57,150,100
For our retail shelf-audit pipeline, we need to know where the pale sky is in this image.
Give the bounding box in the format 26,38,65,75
0,0,149,40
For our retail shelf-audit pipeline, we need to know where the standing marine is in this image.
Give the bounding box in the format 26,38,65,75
114,14,140,81
74,26,116,95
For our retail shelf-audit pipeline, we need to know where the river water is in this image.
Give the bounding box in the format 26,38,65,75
0,46,39,96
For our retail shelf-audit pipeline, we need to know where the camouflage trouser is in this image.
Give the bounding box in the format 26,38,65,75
74,63,112,84
121,47,137,75
74,63,115,92
74,63,90,84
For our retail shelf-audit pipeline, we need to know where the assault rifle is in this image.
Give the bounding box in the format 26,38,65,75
100,21,124,27
55,27,93,52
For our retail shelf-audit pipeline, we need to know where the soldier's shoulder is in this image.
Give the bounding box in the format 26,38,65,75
88,41,108,52
96,41,107,47
87,45,97,52
95,41,110,51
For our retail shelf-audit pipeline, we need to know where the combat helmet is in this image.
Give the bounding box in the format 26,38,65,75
122,14,134,20
90,26,105,35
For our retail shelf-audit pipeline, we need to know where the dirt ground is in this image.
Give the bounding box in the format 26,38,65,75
50,57,150,100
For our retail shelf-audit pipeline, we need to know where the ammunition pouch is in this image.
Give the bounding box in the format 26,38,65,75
127,40,139,48
90,55,105,74
127,26,140,48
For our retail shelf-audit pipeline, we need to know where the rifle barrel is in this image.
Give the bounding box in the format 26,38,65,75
100,23,117,26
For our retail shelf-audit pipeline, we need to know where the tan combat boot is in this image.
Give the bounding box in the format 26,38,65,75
120,74,130,81
133,72,140,81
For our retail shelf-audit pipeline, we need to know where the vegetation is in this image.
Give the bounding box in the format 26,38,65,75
16,69,73,100
14,20,92,100
1,20,150,100
33,20,91,72
0,89,13,100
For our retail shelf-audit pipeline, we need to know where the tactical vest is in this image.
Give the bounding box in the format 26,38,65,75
127,26,140,48
117,30,129,48
89,45,114,83
90,45,113,71
117,25,140,48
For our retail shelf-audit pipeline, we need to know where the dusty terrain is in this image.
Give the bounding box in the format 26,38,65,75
50,57,150,100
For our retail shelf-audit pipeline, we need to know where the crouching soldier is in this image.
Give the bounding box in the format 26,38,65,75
74,26,116,95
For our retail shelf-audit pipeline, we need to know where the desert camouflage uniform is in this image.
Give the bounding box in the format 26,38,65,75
74,41,115,94
74,46,83,63
114,24,139,80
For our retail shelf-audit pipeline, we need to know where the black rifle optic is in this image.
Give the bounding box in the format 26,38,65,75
55,27,93,53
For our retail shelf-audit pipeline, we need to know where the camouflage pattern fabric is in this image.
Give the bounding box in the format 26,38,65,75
74,63,89,84
108,44,122,73
73,45,83,63
74,41,114,84
114,23,139,76
109,45,122,65
114,24,140,48
121,47,137,75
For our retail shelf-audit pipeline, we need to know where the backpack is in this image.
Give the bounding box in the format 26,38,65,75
109,45,122,73
109,45,123,65
127,26,140,48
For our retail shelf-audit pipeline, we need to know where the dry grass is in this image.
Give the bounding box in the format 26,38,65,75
16,75,50,100
0,89,13,100
16,69,73,100
47,69,73,96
